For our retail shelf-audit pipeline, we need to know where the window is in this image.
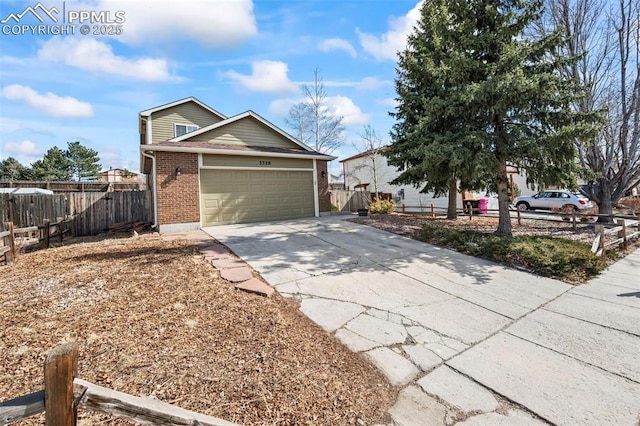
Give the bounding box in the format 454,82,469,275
175,124,199,137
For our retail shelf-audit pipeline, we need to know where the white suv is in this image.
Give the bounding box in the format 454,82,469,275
513,190,593,211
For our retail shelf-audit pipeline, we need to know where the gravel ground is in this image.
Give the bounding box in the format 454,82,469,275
1,233,396,425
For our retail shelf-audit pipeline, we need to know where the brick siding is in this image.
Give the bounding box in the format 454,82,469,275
317,160,331,213
156,152,200,225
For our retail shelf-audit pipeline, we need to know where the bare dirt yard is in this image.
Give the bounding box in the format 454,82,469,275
0,233,395,425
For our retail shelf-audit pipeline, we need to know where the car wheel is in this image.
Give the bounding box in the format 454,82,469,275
517,202,529,211
562,204,578,211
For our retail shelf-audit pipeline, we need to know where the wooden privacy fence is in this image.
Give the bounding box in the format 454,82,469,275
0,343,237,426
330,190,370,212
0,191,151,236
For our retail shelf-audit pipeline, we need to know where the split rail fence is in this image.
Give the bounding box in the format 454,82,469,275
1,218,72,264
0,343,237,426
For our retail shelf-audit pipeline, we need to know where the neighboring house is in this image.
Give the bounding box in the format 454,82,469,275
99,167,138,183
139,97,335,232
341,149,537,211
341,149,461,211
328,173,344,190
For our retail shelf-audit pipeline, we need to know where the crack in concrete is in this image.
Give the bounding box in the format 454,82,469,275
502,330,640,386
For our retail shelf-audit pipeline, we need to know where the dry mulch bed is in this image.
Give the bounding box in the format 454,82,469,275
0,233,395,425
353,213,602,245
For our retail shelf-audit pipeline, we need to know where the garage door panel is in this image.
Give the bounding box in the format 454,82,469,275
201,169,314,225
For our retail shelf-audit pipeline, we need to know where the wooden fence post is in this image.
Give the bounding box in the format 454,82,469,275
7,222,16,264
44,220,51,249
516,208,522,226
44,342,78,426
402,203,405,214
468,202,473,221
617,219,627,250
572,209,577,231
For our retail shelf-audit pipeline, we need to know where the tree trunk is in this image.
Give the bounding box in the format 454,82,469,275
447,177,458,220
596,180,614,223
495,160,512,236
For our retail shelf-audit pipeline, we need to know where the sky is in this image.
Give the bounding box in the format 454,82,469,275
0,0,423,176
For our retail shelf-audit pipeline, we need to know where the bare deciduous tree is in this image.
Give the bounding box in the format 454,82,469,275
285,68,345,154
536,0,640,221
350,124,386,198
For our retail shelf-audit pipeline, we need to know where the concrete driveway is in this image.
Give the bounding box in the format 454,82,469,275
204,216,640,425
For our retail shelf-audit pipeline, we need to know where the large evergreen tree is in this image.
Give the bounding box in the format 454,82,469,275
386,0,601,235
65,141,101,181
0,157,31,180
31,146,72,181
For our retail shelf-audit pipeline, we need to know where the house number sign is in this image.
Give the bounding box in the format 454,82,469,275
259,160,271,166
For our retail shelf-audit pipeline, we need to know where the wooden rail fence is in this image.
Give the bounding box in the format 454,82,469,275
0,343,237,426
1,219,73,264
592,219,639,256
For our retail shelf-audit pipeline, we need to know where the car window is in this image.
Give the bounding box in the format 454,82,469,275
550,192,559,198
560,193,570,199
542,192,551,198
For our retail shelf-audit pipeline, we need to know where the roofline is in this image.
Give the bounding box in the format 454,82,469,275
340,146,390,163
140,145,337,161
139,97,226,120
170,110,316,152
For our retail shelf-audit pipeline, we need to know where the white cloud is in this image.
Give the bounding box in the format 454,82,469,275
3,140,40,156
377,97,399,108
269,95,368,127
268,98,297,117
357,1,422,61
37,37,170,82
326,96,369,126
72,0,257,48
318,38,357,57
1,85,94,118
224,60,298,94
356,77,384,91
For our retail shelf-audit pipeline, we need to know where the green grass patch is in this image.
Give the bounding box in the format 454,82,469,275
420,223,606,282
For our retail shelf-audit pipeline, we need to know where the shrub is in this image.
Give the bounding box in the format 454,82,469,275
419,223,605,282
368,199,397,214
617,196,640,215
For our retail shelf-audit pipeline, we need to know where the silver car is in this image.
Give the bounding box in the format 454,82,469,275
513,190,593,211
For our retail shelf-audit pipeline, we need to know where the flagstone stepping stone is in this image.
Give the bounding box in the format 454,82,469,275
235,278,275,297
211,258,245,269
221,267,253,283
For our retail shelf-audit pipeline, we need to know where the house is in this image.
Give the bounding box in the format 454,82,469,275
99,167,139,183
139,97,335,232
341,149,536,211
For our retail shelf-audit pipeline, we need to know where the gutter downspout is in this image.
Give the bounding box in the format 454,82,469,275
142,150,158,229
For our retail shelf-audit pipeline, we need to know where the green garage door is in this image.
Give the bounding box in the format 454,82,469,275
200,169,315,225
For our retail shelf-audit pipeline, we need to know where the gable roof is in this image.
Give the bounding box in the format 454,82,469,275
170,110,314,152
139,97,226,120
340,146,390,163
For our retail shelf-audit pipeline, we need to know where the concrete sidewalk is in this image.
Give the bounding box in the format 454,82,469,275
204,216,640,425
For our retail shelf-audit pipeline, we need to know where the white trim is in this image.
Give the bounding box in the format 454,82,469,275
174,123,199,138
141,150,157,229
197,153,203,229
169,110,315,152
147,116,152,144
313,159,319,217
141,144,335,161
200,166,314,172
140,97,226,120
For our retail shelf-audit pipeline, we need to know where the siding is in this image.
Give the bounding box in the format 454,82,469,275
152,102,224,141
187,116,300,149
